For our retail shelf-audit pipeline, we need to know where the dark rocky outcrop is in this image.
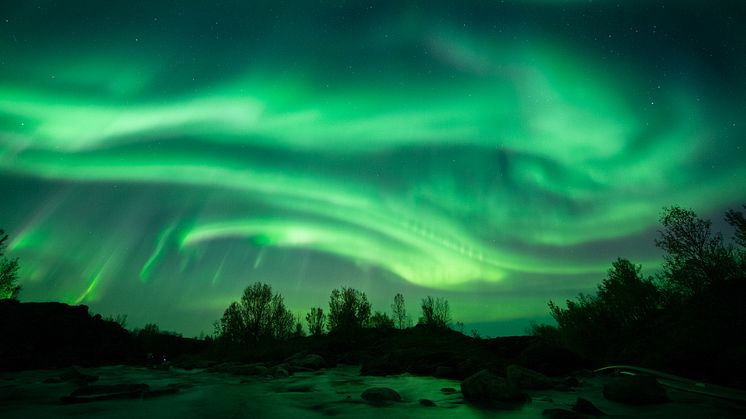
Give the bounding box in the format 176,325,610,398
573,397,604,415
60,383,179,403
43,367,99,385
61,384,149,403
460,369,528,405
286,353,326,371
602,375,668,404
360,387,401,404
0,300,134,371
506,364,555,389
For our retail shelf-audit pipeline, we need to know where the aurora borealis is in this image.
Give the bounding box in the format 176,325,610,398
1,1,744,336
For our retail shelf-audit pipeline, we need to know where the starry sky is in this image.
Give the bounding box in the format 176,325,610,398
1,1,744,337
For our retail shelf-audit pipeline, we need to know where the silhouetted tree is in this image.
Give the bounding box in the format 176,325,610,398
655,206,735,297
217,282,295,344
725,205,746,248
597,258,661,328
549,258,660,360
104,314,128,329
327,286,371,336
293,314,305,338
544,205,746,384
726,205,746,276
419,296,451,329
219,302,244,344
391,292,408,329
305,307,325,337
241,282,274,342
0,229,20,300
369,311,394,329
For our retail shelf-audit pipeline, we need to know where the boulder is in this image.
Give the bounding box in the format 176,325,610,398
287,353,326,370
419,398,436,407
220,363,270,376
61,384,149,403
573,397,604,416
507,364,554,390
361,387,402,404
271,365,290,377
460,369,527,405
603,375,668,405
45,367,98,385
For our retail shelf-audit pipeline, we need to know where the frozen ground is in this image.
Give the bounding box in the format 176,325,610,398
1,365,744,418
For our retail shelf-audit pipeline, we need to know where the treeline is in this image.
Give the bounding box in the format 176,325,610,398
0,229,21,300
214,283,453,345
536,205,746,386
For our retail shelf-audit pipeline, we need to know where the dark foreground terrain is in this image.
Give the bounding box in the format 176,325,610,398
2,301,745,418
2,364,744,419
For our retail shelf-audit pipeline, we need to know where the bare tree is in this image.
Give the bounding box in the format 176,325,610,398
217,282,294,344
328,286,371,335
391,293,408,329
419,296,451,329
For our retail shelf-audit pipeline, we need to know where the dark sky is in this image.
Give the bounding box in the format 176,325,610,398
1,1,744,336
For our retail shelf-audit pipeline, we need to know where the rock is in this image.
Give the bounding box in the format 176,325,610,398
45,368,98,385
271,364,291,377
507,364,554,390
287,353,326,370
222,363,270,376
61,384,150,403
603,375,668,405
542,408,586,419
440,387,457,394
419,398,436,407
361,387,402,404
573,397,604,416
460,369,527,405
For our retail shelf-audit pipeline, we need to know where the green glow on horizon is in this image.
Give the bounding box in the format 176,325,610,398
1,1,744,335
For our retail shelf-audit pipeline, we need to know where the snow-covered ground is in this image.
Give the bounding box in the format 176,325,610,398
1,365,743,418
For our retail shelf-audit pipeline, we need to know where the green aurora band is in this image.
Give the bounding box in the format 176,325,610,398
1,1,744,335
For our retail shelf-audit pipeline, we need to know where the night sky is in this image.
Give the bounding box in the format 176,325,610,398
1,1,744,337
